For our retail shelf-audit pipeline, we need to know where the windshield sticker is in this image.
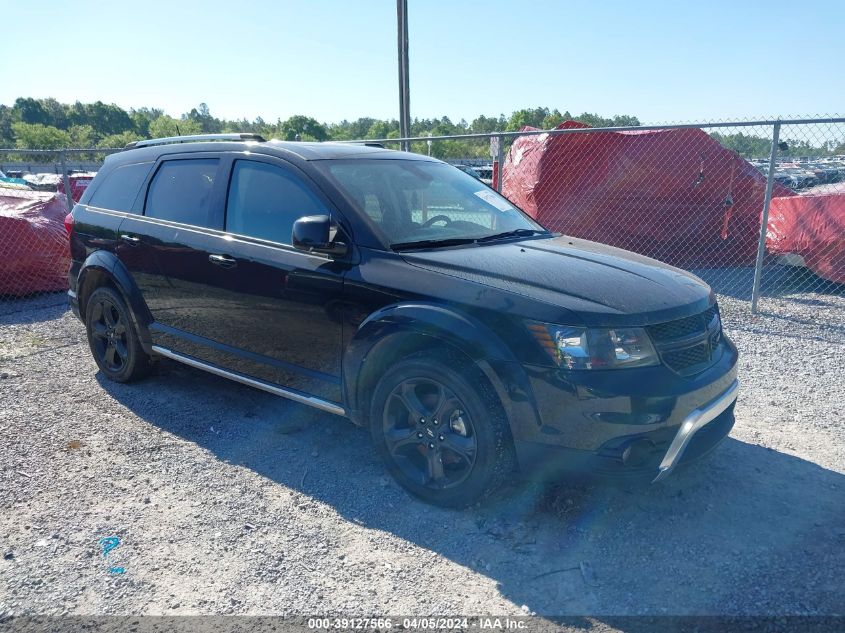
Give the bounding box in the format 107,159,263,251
474,189,513,212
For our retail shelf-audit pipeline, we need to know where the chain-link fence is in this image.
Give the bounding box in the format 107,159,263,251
351,117,845,322
2,119,844,323
0,148,119,302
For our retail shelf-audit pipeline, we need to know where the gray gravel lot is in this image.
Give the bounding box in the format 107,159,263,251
0,286,843,620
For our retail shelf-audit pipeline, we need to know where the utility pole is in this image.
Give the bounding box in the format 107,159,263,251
397,0,410,151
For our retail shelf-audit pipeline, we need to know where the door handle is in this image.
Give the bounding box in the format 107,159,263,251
120,234,140,246
209,254,237,269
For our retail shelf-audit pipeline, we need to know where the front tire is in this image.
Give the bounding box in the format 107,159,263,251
85,286,152,383
369,351,515,508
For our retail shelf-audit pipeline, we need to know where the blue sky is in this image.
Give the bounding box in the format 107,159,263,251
2,0,843,124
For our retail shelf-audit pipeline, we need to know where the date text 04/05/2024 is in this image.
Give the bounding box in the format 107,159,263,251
307,618,527,630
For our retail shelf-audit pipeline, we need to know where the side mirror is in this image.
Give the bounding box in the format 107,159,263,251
292,215,348,257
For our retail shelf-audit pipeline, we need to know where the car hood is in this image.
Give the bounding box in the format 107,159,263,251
400,235,713,326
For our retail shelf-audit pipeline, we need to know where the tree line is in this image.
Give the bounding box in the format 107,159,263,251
1,98,841,159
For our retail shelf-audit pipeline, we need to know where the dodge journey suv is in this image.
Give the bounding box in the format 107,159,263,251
67,133,739,507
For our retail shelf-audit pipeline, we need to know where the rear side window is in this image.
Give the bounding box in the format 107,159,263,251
145,159,219,227
87,162,153,212
225,160,325,244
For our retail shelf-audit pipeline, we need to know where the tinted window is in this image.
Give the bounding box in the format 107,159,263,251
145,159,219,227
88,162,153,212
225,160,325,244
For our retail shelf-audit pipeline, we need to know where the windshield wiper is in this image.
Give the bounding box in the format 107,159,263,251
391,229,549,251
476,228,548,243
390,237,478,251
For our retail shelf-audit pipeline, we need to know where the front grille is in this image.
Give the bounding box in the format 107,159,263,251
662,343,710,370
648,305,718,342
648,305,721,373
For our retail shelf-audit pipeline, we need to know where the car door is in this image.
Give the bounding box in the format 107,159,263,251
115,154,232,358
120,152,347,403
200,155,348,402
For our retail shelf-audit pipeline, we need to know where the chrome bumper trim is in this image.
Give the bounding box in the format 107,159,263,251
151,345,346,417
652,379,739,483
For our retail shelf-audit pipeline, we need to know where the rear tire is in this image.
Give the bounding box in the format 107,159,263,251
85,286,152,383
369,351,515,508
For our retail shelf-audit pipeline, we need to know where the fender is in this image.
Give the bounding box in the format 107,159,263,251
76,250,155,354
343,302,542,442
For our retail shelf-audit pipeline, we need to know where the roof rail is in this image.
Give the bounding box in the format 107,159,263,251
124,133,266,150
345,141,385,149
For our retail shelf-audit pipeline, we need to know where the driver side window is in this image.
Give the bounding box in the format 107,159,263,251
225,160,325,244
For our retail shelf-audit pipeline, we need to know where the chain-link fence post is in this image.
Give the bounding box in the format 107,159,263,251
59,150,73,212
495,135,504,193
750,122,781,313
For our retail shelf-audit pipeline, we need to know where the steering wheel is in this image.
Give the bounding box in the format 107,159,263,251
420,214,452,228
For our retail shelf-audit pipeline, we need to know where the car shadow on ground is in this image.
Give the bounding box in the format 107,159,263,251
97,360,845,617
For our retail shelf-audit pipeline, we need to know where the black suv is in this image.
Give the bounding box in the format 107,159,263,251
67,133,739,507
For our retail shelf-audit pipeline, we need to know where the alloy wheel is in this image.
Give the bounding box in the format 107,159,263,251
382,377,478,489
89,297,129,373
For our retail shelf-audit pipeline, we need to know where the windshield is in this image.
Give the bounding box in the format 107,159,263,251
318,159,548,248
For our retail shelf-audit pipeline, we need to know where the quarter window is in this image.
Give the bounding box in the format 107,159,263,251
225,160,325,244
145,159,219,227
88,162,153,213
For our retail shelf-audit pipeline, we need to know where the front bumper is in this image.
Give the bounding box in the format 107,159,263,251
511,336,739,483
652,379,738,482
514,400,736,483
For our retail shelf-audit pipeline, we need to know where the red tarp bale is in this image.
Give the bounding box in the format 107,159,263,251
767,192,845,283
502,121,794,268
0,189,70,296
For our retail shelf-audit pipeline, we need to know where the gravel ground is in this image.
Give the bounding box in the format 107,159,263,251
0,286,843,620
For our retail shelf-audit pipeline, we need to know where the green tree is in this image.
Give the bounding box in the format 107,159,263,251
149,115,201,138
366,119,399,139
98,131,144,148
68,124,97,147
567,112,641,128
222,118,252,133
276,115,328,141
39,98,69,129
3,96,649,156
470,114,507,133
12,122,72,149
130,107,164,137
0,105,14,146
66,101,133,135
507,107,551,131
608,114,641,127
13,97,49,125
186,103,222,133
328,117,378,140
541,109,567,129
710,132,773,158
573,112,611,127
779,139,830,158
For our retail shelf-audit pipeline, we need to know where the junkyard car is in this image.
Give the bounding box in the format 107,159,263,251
67,134,739,507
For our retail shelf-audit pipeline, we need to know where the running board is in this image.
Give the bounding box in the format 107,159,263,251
151,345,346,417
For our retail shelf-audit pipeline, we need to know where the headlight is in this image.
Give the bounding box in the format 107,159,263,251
527,322,659,370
